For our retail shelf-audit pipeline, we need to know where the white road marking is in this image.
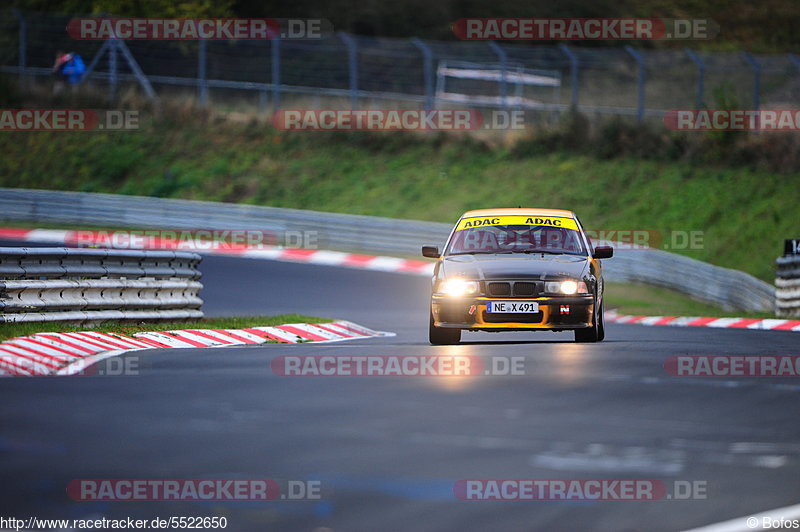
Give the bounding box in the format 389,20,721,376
530,446,685,475
682,501,800,531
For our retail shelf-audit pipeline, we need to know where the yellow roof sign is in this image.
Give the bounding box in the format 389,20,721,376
455,215,579,232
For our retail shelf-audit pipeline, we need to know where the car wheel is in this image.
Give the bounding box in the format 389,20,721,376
429,312,461,345
574,297,601,343
597,299,605,342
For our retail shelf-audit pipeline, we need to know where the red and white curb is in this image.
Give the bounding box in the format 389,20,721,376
605,310,800,332
0,228,434,275
0,321,393,377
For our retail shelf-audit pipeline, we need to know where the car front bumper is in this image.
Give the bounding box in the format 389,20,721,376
431,295,595,331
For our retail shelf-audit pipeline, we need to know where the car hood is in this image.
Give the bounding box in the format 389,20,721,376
439,253,590,281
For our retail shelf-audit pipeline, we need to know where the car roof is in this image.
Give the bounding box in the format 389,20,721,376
460,208,576,218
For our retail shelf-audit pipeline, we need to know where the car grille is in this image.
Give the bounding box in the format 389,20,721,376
487,282,511,296
487,281,541,297
482,311,543,323
513,282,537,296
439,306,469,323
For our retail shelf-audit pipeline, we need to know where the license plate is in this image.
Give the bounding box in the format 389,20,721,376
486,301,539,313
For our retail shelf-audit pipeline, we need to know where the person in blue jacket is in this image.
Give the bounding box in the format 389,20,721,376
53,51,86,93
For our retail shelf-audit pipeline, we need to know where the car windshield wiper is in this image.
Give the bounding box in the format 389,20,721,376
448,250,514,255
516,249,581,255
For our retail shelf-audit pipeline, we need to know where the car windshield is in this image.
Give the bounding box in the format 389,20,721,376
446,223,587,256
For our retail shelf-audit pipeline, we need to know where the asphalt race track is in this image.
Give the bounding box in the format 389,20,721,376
2,252,800,531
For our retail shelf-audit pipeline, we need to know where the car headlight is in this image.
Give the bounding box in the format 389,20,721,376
545,280,589,295
440,279,480,297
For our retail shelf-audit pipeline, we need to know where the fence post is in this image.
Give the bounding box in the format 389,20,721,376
488,41,508,110
109,39,118,103
624,45,645,123
558,43,579,109
339,32,358,109
435,61,446,104
198,39,208,105
789,54,800,119
271,35,281,112
741,52,761,110
410,38,434,109
685,48,705,108
12,10,26,87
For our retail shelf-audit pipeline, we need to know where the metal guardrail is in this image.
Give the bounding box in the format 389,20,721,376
776,255,800,317
0,246,203,323
0,188,449,257
0,188,775,312
603,247,774,313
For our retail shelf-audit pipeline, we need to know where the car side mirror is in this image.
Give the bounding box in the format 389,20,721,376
422,245,440,259
593,245,613,259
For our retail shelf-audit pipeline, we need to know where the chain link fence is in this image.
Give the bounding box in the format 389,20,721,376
2,10,800,121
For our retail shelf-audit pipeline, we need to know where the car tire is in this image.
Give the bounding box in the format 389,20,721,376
574,297,602,343
429,312,461,345
597,299,605,342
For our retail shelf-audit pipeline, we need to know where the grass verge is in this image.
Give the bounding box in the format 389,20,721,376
0,314,330,343
1,111,795,282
